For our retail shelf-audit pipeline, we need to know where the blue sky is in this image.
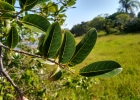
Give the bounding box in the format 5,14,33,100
63,0,120,29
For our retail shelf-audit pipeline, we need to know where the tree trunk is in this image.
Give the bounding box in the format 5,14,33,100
125,7,128,13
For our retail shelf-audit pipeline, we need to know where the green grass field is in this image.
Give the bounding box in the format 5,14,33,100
47,33,140,100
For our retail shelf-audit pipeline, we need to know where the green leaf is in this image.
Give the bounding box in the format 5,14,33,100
21,14,50,33
38,34,45,54
6,93,14,98
94,68,122,78
47,2,58,12
59,31,75,64
42,22,62,58
37,0,49,4
1,13,14,19
48,67,62,81
19,0,38,11
60,9,66,13
6,0,16,5
79,60,122,77
69,28,97,67
59,6,64,12
0,34,3,37
0,96,2,100
6,26,19,49
0,1,15,12
67,0,76,6
58,14,67,18
41,3,48,14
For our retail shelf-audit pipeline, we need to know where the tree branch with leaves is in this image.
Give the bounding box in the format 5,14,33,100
0,0,122,99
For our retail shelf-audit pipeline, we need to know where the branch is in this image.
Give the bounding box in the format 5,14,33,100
0,46,23,100
1,71,23,99
14,10,24,18
0,42,74,74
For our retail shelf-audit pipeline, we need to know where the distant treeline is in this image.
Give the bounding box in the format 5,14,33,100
70,12,140,36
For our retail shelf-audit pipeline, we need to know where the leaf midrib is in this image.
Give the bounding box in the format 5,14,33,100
70,31,94,62
80,68,116,74
47,24,57,57
22,21,46,32
24,0,38,7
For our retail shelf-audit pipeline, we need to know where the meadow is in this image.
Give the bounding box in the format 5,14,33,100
46,33,140,100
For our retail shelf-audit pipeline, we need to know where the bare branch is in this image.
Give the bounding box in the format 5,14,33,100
1,71,23,99
0,46,23,100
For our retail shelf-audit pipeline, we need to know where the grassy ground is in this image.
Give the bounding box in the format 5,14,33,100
48,33,140,100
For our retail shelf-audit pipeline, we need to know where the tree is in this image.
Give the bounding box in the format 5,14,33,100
88,16,105,31
0,0,122,99
116,13,130,31
108,12,127,20
118,0,140,14
103,19,118,34
124,17,140,32
70,21,90,36
137,12,140,18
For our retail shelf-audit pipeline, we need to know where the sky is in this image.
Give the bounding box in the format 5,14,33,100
63,0,120,29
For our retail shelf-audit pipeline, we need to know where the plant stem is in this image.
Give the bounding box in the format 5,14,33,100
0,46,23,100
0,42,74,74
14,10,24,19
2,71,23,99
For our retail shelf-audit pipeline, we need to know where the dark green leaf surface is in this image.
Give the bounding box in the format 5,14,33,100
37,0,49,4
59,31,75,64
19,0,38,11
0,1,15,12
80,60,122,77
94,68,122,78
1,13,14,19
42,22,62,58
6,26,19,49
69,28,97,66
38,34,45,54
6,0,16,5
21,14,50,33
48,67,62,81
67,0,76,6
47,2,58,12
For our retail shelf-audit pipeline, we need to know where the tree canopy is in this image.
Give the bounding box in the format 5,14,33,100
118,0,140,14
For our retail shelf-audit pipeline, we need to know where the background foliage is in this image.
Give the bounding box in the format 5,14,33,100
70,0,140,36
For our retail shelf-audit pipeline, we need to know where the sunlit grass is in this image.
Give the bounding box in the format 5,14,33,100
75,33,140,100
